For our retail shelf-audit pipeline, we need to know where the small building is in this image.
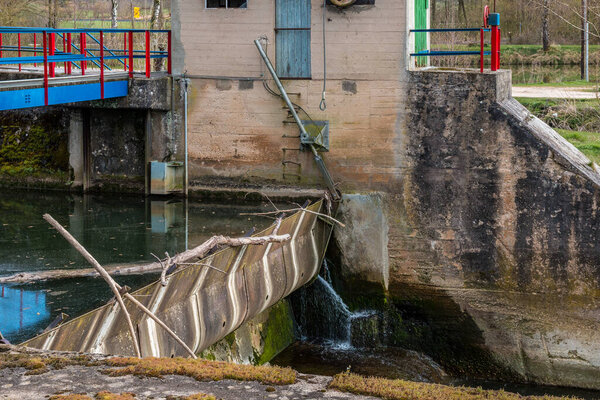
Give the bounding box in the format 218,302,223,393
171,0,429,191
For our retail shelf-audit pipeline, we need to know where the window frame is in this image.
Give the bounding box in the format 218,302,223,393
205,0,247,9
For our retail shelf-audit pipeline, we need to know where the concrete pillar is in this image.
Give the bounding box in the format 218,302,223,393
68,110,84,188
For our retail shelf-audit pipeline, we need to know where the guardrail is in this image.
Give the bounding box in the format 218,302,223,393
0,27,171,105
410,9,501,73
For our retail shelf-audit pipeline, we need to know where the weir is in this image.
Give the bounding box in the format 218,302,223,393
21,201,335,357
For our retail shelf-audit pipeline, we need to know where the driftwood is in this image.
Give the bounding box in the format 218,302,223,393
43,214,142,359
44,214,197,359
0,233,291,284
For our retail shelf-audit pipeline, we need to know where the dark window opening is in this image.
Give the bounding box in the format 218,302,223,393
206,0,247,8
326,0,374,4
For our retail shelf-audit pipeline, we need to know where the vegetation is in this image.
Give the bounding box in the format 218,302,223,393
104,357,296,385
329,372,582,400
49,392,214,400
516,97,600,164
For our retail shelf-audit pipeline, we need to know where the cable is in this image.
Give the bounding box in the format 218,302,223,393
319,0,327,111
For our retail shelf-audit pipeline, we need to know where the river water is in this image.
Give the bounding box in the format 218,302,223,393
0,190,275,343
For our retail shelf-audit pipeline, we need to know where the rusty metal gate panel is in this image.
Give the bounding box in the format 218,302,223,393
23,201,332,358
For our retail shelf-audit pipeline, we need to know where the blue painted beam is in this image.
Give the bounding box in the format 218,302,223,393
0,80,128,110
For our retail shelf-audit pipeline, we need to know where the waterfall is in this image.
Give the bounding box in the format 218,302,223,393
292,260,376,349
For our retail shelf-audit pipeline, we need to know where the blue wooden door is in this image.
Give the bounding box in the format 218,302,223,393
276,0,311,79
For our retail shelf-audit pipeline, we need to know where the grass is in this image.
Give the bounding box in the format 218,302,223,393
104,357,296,385
512,79,600,88
329,372,582,400
556,129,600,164
515,97,600,164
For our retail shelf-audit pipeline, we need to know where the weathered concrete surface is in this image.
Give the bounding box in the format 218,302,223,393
0,366,375,400
331,193,389,293
383,69,600,388
199,299,295,365
23,202,333,360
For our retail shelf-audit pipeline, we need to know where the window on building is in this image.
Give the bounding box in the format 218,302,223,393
275,0,311,79
205,0,247,8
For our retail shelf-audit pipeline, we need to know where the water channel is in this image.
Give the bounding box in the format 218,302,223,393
1,189,600,399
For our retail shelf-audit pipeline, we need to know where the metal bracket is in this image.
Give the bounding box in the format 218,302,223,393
300,120,329,151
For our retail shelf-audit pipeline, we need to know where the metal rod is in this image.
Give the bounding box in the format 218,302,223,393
80,32,86,76
184,78,189,197
18,33,21,71
167,30,172,75
100,31,104,99
43,32,48,106
129,31,134,77
67,33,72,74
480,28,484,73
145,30,150,78
254,39,339,200
49,32,55,77
33,33,36,67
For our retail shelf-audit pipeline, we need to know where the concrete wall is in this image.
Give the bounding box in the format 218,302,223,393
327,70,600,389
172,0,410,190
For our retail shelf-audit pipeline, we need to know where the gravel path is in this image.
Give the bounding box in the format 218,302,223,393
512,86,599,99
0,366,377,400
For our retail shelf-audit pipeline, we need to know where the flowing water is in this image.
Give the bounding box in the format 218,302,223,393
273,261,600,399
0,190,277,343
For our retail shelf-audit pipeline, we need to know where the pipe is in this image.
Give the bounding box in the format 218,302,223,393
254,39,339,201
183,77,189,197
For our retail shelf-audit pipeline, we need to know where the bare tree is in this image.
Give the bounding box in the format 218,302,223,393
581,0,587,79
150,0,164,71
110,0,119,28
542,0,550,51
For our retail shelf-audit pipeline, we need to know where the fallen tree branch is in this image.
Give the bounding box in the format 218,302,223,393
239,208,345,227
43,214,142,359
44,214,197,359
0,233,291,284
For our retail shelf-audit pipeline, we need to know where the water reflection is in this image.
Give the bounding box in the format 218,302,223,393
0,190,279,343
0,286,50,340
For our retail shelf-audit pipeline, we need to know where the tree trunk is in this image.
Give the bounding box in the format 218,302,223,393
458,0,467,23
581,0,587,79
130,0,135,29
431,0,436,25
151,0,163,71
111,0,119,29
542,0,550,52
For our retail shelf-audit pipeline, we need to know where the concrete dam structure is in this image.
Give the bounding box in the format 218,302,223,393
23,202,333,358
1,0,600,392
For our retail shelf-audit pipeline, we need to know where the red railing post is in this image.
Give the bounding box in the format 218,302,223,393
497,28,501,70
480,28,484,73
43,32,48,106
128,31,134,78
80,32,86,76
67,33,72,75
100,31,105,99
490,25,498,72
33,33,37,67
18,33,21,72
49,32,56,77
145,30,150,78
63,33,67,74
0,33,3,58
167,30,172,74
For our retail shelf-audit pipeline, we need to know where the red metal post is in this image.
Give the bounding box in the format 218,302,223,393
80,32,86,76
67,33,72,75
0,33,3,58
480,28,484,73
128,31,134,78
497,28,501,70
100,31,105,99
49,32,56,77
145,30,150,78
33,33,37,67
63,33,67,73
490,25,498,72
18,33,21,72
167,30,172,74
43,32,48,106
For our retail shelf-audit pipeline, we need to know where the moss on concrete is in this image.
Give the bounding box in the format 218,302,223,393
330,372,583,400
254,300,294,365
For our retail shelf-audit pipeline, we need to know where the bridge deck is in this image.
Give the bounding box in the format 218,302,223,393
0,71,129,110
